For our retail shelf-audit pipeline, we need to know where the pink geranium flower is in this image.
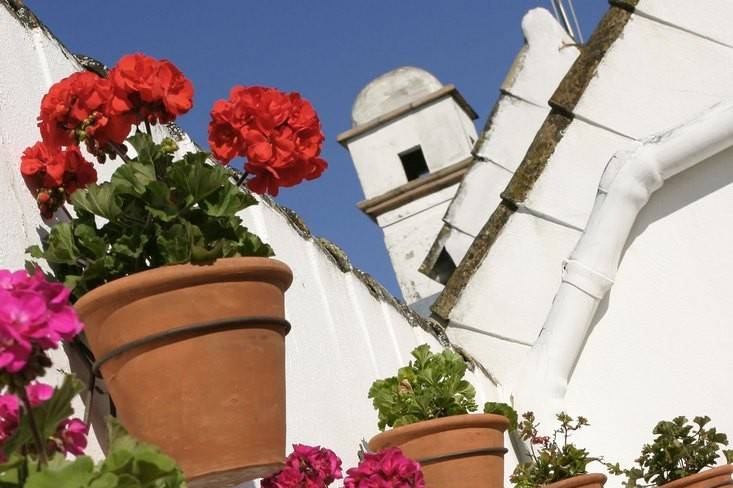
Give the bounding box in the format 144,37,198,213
262,444,343,487
344,448,425,488
56,418,88,456
0,269,83,374
26,382,54,407
0,394,20,444
0,393,20,461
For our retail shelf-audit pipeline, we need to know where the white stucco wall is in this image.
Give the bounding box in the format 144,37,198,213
346,95,476,199
564,146,733,472
344,71,477,303
445,1,733,483
0,5,500,484
379,185,458,303
434,8,580,267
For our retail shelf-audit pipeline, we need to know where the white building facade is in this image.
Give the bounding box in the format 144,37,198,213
341,0,733,484
4,0,733,486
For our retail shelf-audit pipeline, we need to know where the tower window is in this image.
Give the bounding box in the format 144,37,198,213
433,247,456,285
399,146,429,181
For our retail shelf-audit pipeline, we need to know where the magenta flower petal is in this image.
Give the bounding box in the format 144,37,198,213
57,418,88,456
26,382,54,407
344,448,424,488
0,394,20,444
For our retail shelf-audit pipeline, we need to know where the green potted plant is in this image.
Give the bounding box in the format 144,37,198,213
608,416,733,487
0,267,186,487
21,52,327,486
511,411,608,488
366,343,515,488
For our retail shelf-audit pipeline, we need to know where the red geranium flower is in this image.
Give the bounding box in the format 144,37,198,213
20,142,97,218
207,86,327,196
109,53,194,125
38,71,132,158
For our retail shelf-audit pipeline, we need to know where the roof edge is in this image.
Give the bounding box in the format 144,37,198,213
357,157,472,221
430,3,635,321
337,84,478,146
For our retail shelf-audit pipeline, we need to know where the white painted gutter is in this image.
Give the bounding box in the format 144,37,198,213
513,101,733,421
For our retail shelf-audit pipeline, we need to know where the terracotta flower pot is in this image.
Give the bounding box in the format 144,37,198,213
661,465,733,488
75,257,293,488
545,473,607,488
368,413,509,488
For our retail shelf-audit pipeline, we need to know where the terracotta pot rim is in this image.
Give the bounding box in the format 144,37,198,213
661,464,733,488
75,257,293,317
545,473,607,488
369,413,509,450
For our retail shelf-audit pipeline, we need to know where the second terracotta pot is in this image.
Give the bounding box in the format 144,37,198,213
661,465,733,488
546,473,608,488
368,413,509,488
75,257,293,488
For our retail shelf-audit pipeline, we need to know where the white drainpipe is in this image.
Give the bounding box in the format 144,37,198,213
513,101,733,422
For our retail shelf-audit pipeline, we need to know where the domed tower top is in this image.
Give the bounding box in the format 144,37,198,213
350,67,443,127
338,66,477,203
337,66,478,304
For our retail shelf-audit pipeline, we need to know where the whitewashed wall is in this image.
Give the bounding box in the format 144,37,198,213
445,1,733,483
379,185,458,303
0,4,500,483
347,96,476,200
565,145,733,471
434,8,580,268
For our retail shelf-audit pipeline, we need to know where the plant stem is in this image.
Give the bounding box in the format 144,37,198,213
144,119,152,136
61,205,73,221
236,171,249,187
18,387,48,466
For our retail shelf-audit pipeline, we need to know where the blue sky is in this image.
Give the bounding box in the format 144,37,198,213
26,1,607,298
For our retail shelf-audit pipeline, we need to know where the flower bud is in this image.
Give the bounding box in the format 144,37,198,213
160,137,178,154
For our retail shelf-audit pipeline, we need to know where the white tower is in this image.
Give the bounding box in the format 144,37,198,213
338,67,478,305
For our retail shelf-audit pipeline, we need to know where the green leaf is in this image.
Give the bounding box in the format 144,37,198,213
42,223,80,265
75,223,107,258
4,375,85,456
127,133,160,167
368,344,478,430
111,234,149,260
88,473,120,488
724,449,733,464
71,184,122,220
167,155,228,206
111,161,156,195
483,402,519,431
26,245,44,258
0,454,24,486
32,137,272,299
143,181,179,222
101,418,187,487
200,185,256,217
25,456,95,488
156,223,191,264
106,417,136,453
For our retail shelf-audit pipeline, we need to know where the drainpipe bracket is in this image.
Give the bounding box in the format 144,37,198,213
561,259,614,299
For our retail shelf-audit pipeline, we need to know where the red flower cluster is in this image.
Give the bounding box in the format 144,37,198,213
20,143,97,218
344,448,425,488
38,71,132,155
208,86,327,196
261,444,343,488
24,53,193,218
109,53,194,125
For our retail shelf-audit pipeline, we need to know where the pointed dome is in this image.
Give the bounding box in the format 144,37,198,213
351,67,443,127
